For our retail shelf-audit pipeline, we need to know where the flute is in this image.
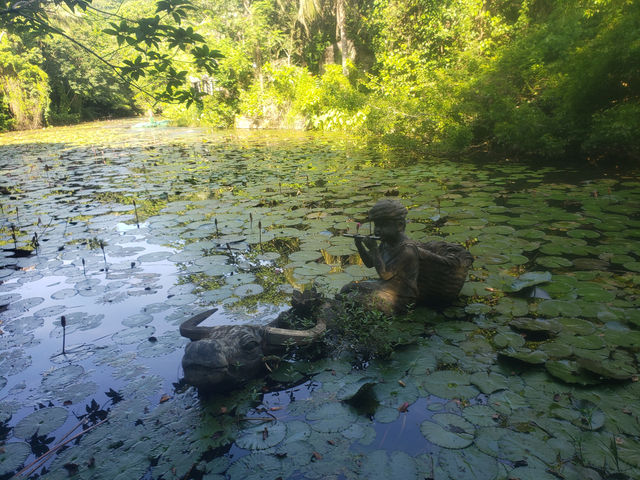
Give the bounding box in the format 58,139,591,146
342,233,381,240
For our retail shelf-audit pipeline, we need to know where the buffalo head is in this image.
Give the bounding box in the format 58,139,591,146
179,308,326,391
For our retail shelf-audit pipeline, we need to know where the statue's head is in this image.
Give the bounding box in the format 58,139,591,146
368,199,408,241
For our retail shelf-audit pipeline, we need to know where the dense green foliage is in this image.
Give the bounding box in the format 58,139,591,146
1,0,638,162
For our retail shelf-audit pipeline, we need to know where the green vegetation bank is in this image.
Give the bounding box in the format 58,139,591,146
1,0,638,162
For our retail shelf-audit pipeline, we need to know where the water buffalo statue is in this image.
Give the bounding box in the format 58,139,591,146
180,290,334,391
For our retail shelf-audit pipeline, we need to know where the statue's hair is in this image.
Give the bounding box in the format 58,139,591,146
368,199,407,221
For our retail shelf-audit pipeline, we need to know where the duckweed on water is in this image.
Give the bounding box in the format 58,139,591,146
0,120,639,479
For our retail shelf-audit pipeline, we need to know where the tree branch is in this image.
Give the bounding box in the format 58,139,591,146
24,12,159,102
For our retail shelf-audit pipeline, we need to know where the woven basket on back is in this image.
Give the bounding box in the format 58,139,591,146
414,240,474,305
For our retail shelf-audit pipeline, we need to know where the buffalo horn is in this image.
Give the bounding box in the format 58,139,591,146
264,319,326,346
179,308,219,340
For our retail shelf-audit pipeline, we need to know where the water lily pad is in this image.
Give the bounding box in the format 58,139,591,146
546,360,599,386
235,421,287,450
510,317,560,336
462,405,501,427
226,453,283,480
422,371,478,399
469,372,509,394
420,413,475,449
0,441,31,475
498,348,548,365
505,271,552,293
306,402,358,433
578,350,637,380
359,450,418,480
535,256,573,268
13,406,68,439
437,445,499,480
233,283,264,297
535,300,582,317
112,325,156,344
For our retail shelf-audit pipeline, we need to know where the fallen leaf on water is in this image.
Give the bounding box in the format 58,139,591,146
398,402,409,413
312,452,323,461
159,394,171,403
398,380,406,387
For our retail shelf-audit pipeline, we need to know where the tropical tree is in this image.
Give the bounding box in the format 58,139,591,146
0,0,222,104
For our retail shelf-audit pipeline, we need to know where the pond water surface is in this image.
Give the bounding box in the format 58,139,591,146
1,120,640,479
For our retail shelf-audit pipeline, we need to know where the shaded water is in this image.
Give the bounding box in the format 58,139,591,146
1,119,640,479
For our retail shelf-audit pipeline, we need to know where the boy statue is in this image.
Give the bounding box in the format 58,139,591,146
340,199,420,314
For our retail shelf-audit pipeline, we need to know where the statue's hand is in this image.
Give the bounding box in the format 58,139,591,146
363,237,378,251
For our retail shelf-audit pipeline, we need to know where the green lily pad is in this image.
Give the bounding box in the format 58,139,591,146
505,271,552,293
461,405,501,427
556,317,595,335
557,334,605,350
495,297,529,316
546,360,599,386
499,348,548,365
535,300,582,317
226,453,283,480
493,330,525,349
437,445,499,480
469,372,509,394
538,340,573,358
420,413,475,449
0,441,31,476
578,350,637,380
13,406,69,439
535,256,573,268
602,327,640,349
235,421,287,450
358,450,418,480
422,371,478,399
233,283,264,297
510,317,560,336
306,402,358,433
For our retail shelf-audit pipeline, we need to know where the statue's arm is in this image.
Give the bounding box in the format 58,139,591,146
375,244,418,281
355,237,375,267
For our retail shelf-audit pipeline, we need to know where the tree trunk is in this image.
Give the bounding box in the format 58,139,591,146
336,0,348,75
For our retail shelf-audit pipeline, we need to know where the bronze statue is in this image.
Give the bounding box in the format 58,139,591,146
340,199,420,314
341,198,473,314
179,199,474,391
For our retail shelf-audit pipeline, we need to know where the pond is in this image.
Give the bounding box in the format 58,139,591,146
1,119,639,480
